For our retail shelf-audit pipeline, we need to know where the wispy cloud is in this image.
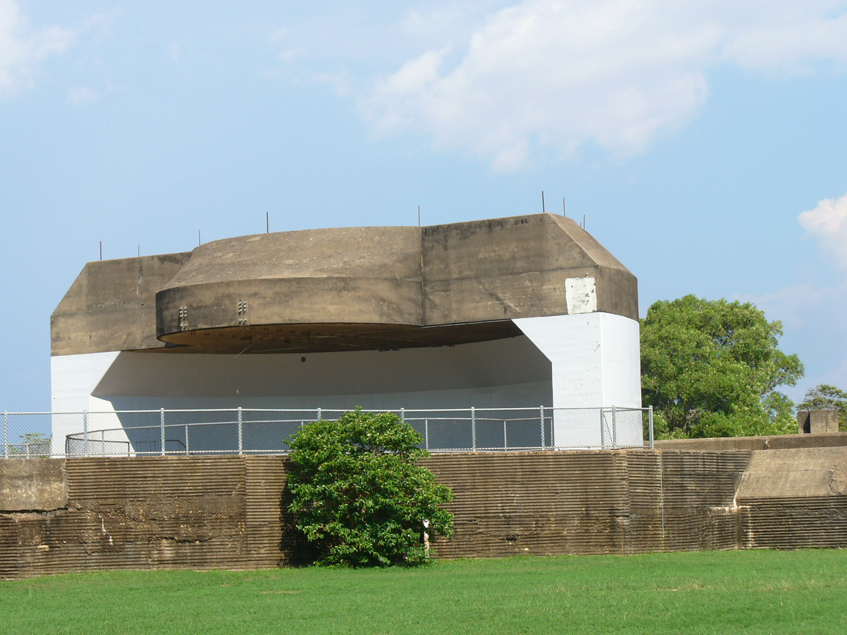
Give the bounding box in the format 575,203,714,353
354,0,847,170
799,192,847,268
67,86,99,104
0,0,73,98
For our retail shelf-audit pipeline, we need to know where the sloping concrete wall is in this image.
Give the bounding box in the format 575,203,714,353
736,448,847,550
4,447,844,579
0,456,286,579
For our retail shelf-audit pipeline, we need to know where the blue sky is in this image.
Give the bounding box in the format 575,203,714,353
2,0,846,411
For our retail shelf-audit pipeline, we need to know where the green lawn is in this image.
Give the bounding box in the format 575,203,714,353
1,550,845,634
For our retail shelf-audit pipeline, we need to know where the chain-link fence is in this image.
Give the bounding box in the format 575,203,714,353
2,406,654,458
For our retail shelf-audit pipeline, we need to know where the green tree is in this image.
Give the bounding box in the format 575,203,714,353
11,432,52,457
798,384,847,431
286,408,454,567
641,295,804,439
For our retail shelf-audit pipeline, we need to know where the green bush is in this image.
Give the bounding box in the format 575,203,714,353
286,408,454,567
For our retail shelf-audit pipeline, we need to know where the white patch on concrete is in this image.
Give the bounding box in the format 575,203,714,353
514,313,642,448
565,277,597,314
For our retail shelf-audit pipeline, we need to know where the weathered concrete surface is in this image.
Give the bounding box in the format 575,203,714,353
425,450,751,558
3,448,847,579
0,456,285,579
52,213,638,356
421,214,638,325
52,254,191,356
737,447,847,498
797,409,839,434
655,432,847,452
0,459,67,511
736,447,847,550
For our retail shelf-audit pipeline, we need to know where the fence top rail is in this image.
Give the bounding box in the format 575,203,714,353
6,406,651,416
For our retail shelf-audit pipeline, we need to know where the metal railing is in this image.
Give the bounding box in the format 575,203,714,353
3,406,654,458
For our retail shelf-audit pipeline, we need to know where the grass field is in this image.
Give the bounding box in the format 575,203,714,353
1,550,845,634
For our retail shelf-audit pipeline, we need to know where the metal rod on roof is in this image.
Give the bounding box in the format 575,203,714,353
417,205,421,227
563,197,566,217
266,212,269,234
198,230,201,246
99,241,102,261
541,191,546,213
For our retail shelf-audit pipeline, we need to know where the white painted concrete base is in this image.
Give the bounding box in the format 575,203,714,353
514,313,642,447
50,314,643,452
51,336,553,452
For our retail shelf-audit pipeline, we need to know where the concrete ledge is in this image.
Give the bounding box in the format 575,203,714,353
655,432,847,452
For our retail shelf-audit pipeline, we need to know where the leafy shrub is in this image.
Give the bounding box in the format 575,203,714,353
286,408,454,567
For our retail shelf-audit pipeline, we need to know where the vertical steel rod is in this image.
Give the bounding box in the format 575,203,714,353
84,410,90,457
539,405,545,450
424,418,429,451
600,409,605,449
3,411,8,459
503,419,507,450
649,406,654,449
612,405,617,448
237,407,243,455
160,408,165,456
185,424,189,456
471,407,476,452
552,407,556,448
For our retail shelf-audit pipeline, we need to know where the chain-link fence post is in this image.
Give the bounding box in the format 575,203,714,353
316,408,321,422
160,408,165,456
184,424,189,456
649,406,654,449
424,418,429,450
83,410,90,457
400,408,404,422
471,407,476,452
539,406,545,450
237,407,243,455
612,405,617,448
551,408,556,448
599,409,603,449
3,411,8,459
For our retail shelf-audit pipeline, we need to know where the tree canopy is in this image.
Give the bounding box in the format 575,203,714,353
798,384,847,431
641,295,804,439
286,408,454,567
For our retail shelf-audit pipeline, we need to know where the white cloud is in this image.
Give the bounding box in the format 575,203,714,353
799,192,847,267
359,0,847,170
742,283,841,329
67,86,99,104
0,0,72,97
741,279,847,399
